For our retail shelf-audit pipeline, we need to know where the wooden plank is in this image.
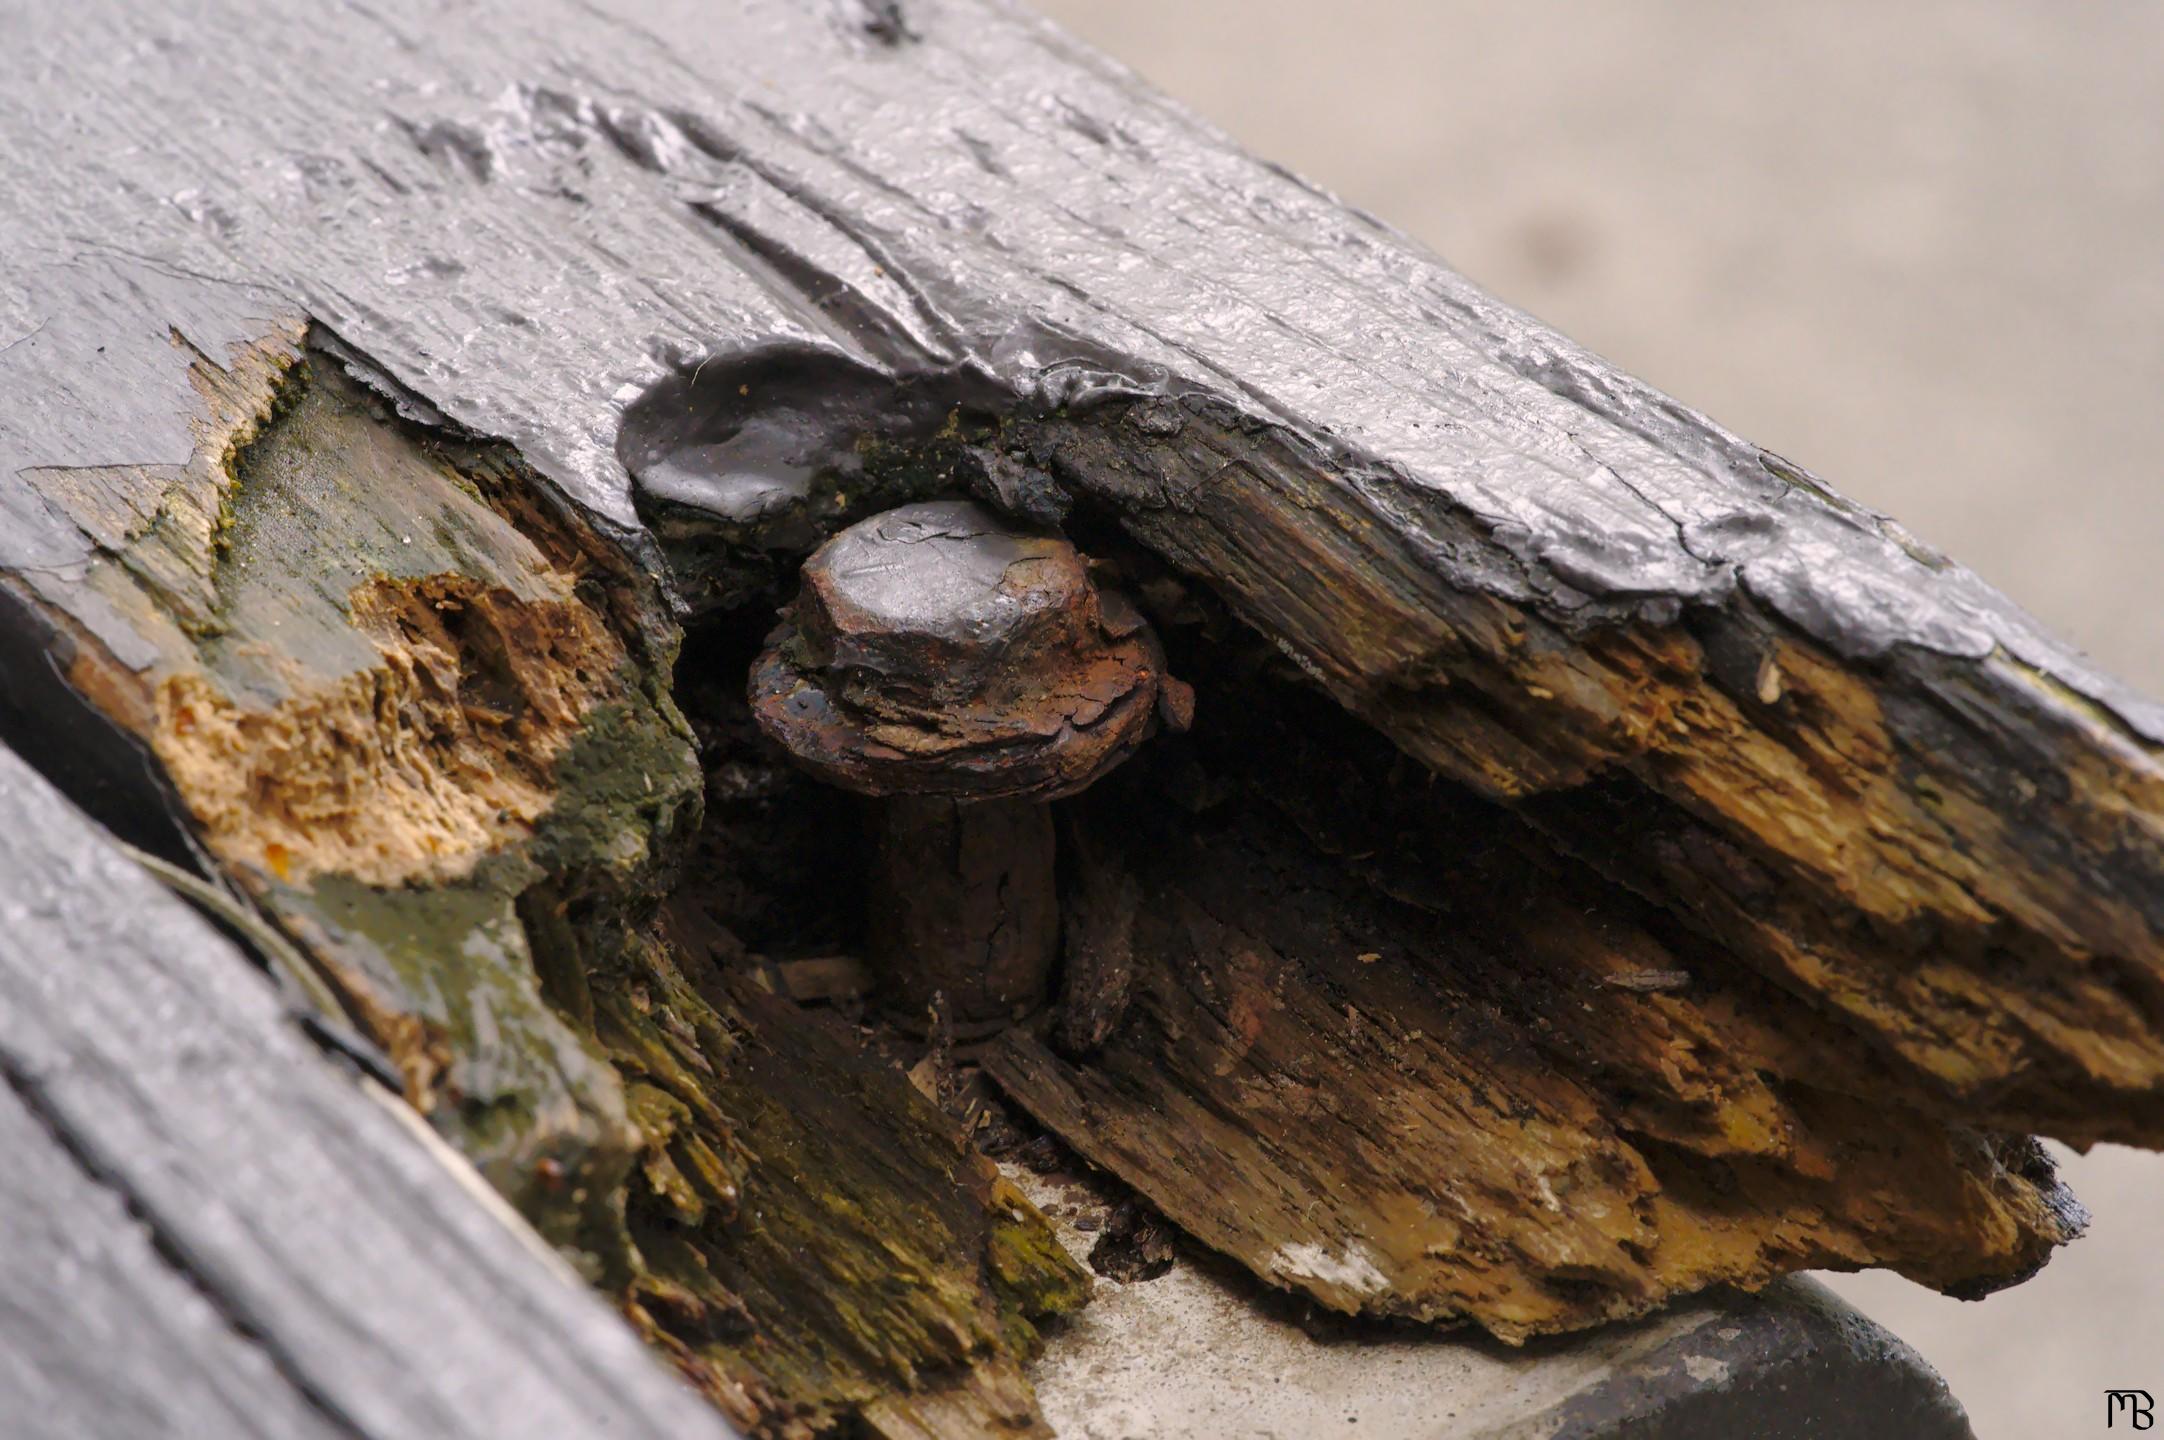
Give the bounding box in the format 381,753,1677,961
0,729,1970,1440
0,742,735,1440
0,1078,345,1440
0,733,1973,1440
0,318,1094,1434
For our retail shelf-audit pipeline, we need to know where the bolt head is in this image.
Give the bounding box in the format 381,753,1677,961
751,500,1170,800
793,500,1095,706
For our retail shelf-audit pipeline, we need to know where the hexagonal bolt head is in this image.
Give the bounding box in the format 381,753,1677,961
749,499,1190,1036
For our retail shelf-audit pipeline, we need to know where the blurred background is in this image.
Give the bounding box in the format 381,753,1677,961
1031,1,2164,1434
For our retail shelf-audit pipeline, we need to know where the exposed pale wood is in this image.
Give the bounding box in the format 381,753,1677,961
986,680,2079,1335
0,338,1088,1437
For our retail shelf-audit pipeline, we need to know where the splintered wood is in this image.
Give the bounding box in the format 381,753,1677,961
0,331,2122,1425
13,2,2164,1435
986,680,2083,1340
1024,399,2164,1152
0,318,2132,1437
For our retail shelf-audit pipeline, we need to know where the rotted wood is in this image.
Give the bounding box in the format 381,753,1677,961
0,340,1088,1438
1,0,2157,1434
987,665,2082,1336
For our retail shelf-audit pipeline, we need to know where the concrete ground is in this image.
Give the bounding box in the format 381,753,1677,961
1030,2,2164,1434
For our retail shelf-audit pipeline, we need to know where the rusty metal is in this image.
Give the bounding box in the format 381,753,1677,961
750,500,1168,801
750,499,1178,1038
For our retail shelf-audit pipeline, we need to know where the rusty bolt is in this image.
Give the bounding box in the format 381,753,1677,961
750,500,1187,1037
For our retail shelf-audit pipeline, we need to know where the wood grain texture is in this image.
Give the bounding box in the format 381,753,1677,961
0,333,1089,1436
986,667,2079,1338
0,742,734,1440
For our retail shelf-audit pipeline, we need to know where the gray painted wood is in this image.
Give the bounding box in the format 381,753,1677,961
2,0,2160,1160
0,742,736,1440
0,0,2144,718
0,1078,346,1440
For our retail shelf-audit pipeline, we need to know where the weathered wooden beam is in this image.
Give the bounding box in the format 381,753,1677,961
1,0,2155,1434
9,0,2158,1147
1,331,1090,1437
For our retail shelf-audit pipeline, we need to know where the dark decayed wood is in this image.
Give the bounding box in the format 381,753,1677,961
0,342,1091,1437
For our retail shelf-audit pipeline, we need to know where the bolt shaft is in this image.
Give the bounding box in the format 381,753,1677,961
867,794,1057,1037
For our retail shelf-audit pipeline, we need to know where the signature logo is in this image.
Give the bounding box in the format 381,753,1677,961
2109,1391,2155,1429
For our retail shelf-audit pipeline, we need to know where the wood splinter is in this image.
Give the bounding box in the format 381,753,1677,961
751,499,1189,1037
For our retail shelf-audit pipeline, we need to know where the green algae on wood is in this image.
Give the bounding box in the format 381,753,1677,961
616,980,1089,1437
